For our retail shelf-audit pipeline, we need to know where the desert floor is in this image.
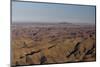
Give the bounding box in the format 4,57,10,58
11,23,96,66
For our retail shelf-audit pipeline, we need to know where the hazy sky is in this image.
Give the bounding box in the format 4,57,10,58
12,1,96,24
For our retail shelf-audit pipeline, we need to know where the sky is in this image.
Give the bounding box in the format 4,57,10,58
12,1,96,24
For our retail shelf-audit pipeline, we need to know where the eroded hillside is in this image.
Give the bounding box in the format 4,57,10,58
11,23,96,66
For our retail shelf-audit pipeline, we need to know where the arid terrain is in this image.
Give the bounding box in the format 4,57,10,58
11,23,96,66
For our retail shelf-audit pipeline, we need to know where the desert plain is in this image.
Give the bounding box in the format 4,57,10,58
11,22,96,66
